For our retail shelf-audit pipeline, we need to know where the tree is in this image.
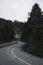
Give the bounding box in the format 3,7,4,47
21,3,43,57
30,3,42,18
0,18,15,43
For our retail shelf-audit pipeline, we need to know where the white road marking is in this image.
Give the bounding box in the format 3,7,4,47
11,48,31,65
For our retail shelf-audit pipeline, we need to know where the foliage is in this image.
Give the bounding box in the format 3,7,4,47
0,18,15,43
21,3,43,57
13,20,24,32
30,3,42,18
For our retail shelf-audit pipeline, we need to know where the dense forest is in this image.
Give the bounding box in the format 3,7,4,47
0,18,14,43
21,3,43,57
13,20,24,32
0,18,24,43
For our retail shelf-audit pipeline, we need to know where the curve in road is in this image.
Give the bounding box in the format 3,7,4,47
0,42,43,65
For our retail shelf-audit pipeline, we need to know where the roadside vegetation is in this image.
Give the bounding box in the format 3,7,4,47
21,3,43,58
0,19,15,43
0,16,23,47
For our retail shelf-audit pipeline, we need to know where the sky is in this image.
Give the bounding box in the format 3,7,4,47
0,0,43,22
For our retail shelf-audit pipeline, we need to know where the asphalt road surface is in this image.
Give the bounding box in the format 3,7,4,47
0,41,43,65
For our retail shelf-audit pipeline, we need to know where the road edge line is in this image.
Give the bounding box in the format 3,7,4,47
11,48,31,65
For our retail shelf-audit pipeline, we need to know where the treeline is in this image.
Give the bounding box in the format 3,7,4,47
21,3,43,57
13,20,24,31
0,18,14,43
0,18,24,43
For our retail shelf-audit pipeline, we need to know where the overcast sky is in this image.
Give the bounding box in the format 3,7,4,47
0,0,43,22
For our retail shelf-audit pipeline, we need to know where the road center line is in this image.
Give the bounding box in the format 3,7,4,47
11,48,31,65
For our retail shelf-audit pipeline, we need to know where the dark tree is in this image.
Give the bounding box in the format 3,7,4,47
21,3,43,57
0,18,15,43
30,3,42,18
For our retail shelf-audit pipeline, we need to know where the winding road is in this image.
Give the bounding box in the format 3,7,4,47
0,41,43,65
